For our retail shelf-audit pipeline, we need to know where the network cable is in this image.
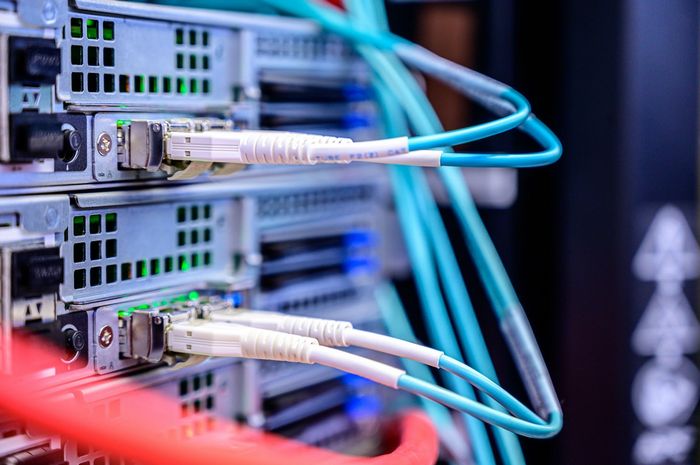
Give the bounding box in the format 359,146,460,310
165,318,560,438
264,2,563,465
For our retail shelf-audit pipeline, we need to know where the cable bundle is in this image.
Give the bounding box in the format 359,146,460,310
248,2,564,465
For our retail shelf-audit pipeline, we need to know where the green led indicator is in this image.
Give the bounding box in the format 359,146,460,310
70,18,83,38
177,78,187,95
103,21,114,40
86,19,98,40
188,291,199,301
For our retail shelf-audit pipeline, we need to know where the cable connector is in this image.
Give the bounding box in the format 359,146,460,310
165,129,442,166
210,310,352,347
209,310,443,367
167,320,318,363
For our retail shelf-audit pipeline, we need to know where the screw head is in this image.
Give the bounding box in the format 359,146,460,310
152,123,161,133
99,325,114,348
96,132,112,157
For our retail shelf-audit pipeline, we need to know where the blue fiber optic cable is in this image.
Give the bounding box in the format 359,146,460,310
375,283,470,464
364,24,497,465
260,0,566,167
360,31,528,465
389,167,495,465
266,0,563,449
350,1,532,463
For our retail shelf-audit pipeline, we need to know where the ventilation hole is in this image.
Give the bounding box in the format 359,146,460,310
191,205,199,221
90,241,101,260
179,379,188,396
89,214,101,234
163,76,172,93
191,253,200,268
86,19,98,40
105,212,117,232
175,28,184,45
202,55,210,70
203,251,211,266
121,263,132,280
119,75,130,93
189,54,197,70
150,258,160,275
87,73,99,92
90,267,101,286
181,403,188,418
202,31,209,47
103,21,114,40
190,229,199,245
203,204,211,219
74,243,86,262
73,216,86,235
205,372,213,387
164,256,174,273
71,45,83,65
189,30,196,46
87,46,99,66
176,53,184,69
177,77,186,95
206,396,214,410
106,264,117,284
136,260,147,278
177,231,186,247
149,76,158,93
177,206,186,222
70,18,83,38
71,72,84,92
189,78,198,94
135,75,145,93
203,228,211,243
106,239,117,258
193,399,201,413
74,269,86,289
104,47,115,67
193,376,201,391
103,74,115,93
202,79,210,95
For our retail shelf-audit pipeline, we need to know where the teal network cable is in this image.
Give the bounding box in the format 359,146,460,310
347,3,529,464
345,1,536,463
260,0,562,169
253,0,563,458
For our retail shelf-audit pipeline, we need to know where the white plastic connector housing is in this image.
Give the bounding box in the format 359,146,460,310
167,319,406,389
210,310,352,347
211,310,444,367
165,130,429,166
167,320,318,363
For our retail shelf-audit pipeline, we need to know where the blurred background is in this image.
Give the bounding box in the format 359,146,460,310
386,1,699,465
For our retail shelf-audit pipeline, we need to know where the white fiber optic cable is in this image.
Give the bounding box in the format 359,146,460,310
206,310,546,427
165,130,442,167
167,320,405,388
166,318,558,438
209,310,443,367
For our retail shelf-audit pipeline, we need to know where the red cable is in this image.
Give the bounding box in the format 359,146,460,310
0,334,438,465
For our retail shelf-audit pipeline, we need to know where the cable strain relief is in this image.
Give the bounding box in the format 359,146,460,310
279,317,352,347
240,329,318,364
239,132,351,165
